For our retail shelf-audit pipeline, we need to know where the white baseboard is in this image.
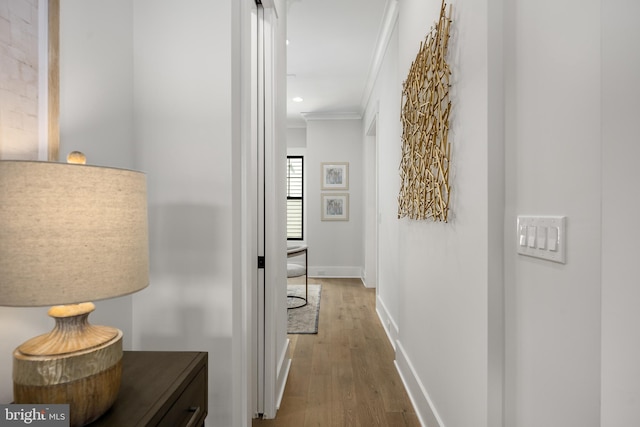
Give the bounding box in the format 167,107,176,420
308,266,362,278
275,338,291,410
376,295,398,351
395,340,445,427
360,267,377,288
361,275,377,288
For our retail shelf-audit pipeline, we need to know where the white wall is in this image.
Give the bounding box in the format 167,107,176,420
367,0,640,426
58,0,235,423
58,0,137,352
487,1,506,423
394,0,496,425
600,0,640,425
504,0,602,425
287,127,306,149
129,2,234,425
305,119,363,278
59,0,134,169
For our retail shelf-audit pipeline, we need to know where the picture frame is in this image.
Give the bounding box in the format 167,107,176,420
321,162,349,190
321,193,349,221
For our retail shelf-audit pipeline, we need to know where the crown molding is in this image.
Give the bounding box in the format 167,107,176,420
301,112,363,121
360,0,399,112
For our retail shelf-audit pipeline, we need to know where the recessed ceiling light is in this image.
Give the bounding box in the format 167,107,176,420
292,97,303,103
286,39,290,46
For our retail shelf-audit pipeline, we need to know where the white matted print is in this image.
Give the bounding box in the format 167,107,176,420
321,162,349,190
321,193,349,221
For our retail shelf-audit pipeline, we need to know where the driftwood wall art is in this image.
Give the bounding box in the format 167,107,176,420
398,0,452,222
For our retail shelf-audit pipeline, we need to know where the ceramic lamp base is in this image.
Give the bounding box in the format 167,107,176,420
12,303,123,427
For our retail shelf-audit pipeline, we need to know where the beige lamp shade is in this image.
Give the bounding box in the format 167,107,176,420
0,160,149,307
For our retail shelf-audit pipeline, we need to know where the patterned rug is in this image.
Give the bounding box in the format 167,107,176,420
287,284,321,334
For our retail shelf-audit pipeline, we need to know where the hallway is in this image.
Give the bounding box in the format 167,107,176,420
253,278,420,426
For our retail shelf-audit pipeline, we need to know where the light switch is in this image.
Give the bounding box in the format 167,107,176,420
548,227,559,251
527,226,536,248
516,216,566,264
519,225,528,246
536,226,547,249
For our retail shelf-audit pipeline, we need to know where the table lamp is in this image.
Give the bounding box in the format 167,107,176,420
0,156,149,427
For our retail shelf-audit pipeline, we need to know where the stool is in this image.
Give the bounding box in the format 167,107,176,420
287,245,308,309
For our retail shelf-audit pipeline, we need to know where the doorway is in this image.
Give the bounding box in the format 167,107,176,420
364,113,379,289
250,0,289,421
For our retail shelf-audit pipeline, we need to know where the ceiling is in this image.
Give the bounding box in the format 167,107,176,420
285,0,388,128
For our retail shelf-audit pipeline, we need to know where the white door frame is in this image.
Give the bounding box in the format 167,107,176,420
254,1,280,419
232,1,256,425
364,111,379,289
235,1,285,424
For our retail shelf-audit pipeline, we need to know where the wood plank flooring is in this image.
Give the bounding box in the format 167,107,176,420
253,277,420,427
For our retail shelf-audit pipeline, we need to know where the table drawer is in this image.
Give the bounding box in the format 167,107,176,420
158,365,207,427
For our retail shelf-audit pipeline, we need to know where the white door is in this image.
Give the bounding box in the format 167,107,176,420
252,1,279,418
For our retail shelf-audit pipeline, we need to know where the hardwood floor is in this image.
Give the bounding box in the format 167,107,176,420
253,277,420,427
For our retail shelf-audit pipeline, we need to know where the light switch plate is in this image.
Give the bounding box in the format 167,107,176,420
516,216,566,264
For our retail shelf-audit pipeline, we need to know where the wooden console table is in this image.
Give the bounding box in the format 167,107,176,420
89,351,207,427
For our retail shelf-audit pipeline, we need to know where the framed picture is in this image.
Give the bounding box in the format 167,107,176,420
321,162,349,190
321,193,349,221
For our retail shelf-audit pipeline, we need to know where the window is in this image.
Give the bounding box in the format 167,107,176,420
287,156,303,240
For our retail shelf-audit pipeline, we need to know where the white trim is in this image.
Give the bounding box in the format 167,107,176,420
375,295,398,350
275,338,291,410
301,112,362,121
260,5,283,419
395,340,446,427
232,1,255,426
307,266,362,278
361,273,376,288
360,0,399,113
256,4,267,415
260,0,277,17
363,108,379,290
286,122,307,129
365,105,379,137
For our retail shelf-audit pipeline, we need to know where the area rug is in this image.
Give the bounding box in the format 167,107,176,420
287,284,321,334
